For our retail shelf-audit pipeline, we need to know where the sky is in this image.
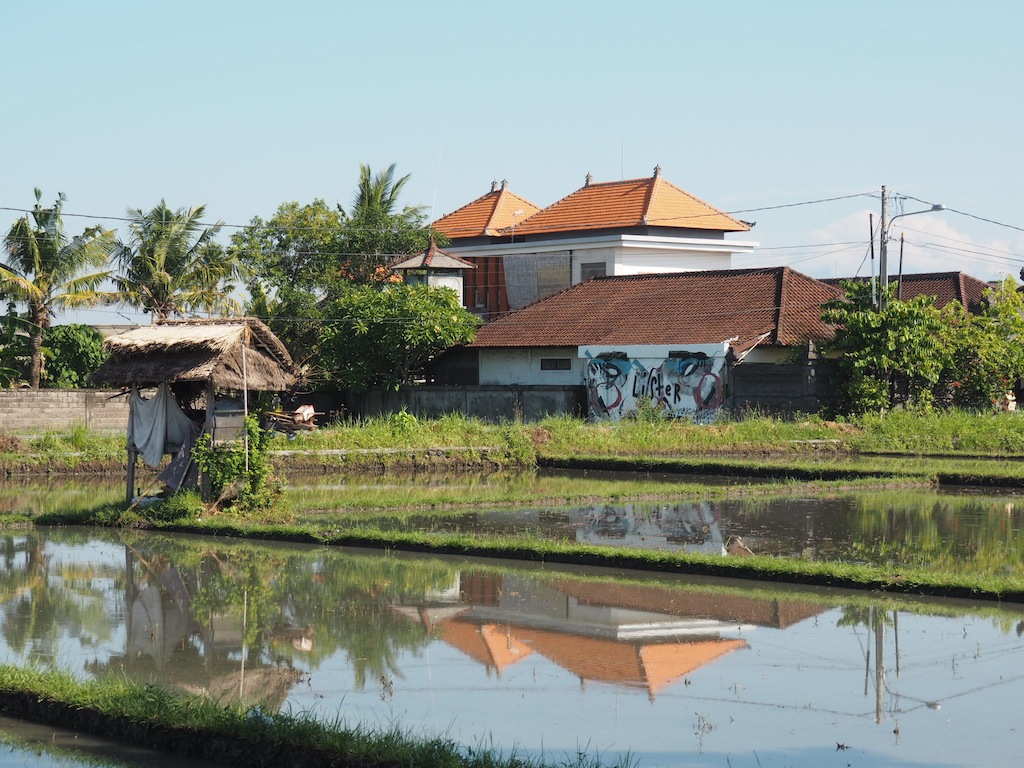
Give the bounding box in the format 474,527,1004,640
2,1,1023,324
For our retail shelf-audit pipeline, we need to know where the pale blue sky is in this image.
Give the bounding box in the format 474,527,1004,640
3,1,1022,323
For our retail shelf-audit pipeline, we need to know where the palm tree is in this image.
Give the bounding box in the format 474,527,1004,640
1,189,115,388
336,164,431,283
345,163,426,223
112,201,245,322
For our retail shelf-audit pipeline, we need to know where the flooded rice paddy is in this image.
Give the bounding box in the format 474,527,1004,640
2,518,1024,767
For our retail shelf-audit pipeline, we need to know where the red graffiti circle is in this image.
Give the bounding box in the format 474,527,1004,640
693,373,723,410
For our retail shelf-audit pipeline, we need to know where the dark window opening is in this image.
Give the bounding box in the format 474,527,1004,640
540,358,572,371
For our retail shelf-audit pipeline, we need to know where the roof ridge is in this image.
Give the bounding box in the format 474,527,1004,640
775,266,793,344
641,175,660,225
590,266,779,283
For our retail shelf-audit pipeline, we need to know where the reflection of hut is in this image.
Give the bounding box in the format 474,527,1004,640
91,318,295,502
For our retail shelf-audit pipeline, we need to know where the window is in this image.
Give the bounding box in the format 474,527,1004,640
580,262,607,282
540,358,572,371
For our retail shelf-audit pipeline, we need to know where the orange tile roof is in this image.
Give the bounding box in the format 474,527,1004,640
390,238,476,270
432,181,542,239
825,271,992,311
470,267,840,350
441,621,534,673
507,169,750,236
513,628,746,695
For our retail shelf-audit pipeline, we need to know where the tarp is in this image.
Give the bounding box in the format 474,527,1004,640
130,384,198,467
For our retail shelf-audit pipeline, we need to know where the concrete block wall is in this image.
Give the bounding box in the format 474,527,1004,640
731,362,837,416
0,389,129,434
350,385,586,422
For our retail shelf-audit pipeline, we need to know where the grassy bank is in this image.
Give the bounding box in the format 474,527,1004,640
0,665,627,768
6,409,1024,479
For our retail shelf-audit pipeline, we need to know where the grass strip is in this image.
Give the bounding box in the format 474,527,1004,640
0,665,633,768
37,504,1022,603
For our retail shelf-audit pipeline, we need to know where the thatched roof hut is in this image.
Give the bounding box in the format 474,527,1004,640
92,318,295,391
92,319,296,503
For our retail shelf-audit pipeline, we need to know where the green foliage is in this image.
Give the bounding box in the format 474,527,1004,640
934,277,1024,410
1,189,115,387
113,201,244,321
317,284,479,391
145,490,204,524
193,417,281,514
0,303,30,386
336,163,432,284
230,166,451,385
824,278,1024,416
823,281,948,413
42,324,106,388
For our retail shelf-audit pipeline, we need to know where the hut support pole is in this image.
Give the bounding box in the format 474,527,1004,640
126,448,137,504
201,380,215,502
126,391,137,504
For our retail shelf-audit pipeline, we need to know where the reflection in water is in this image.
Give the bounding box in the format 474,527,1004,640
0,714,225,768
1,528,1023,767
312,489,1024,573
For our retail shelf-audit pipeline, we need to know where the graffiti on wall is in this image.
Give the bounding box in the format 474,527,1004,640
583,348,728,422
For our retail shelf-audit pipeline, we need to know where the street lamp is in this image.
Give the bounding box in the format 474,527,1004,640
878,185,946,308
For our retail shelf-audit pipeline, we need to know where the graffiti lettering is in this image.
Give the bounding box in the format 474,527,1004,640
583,351,728,422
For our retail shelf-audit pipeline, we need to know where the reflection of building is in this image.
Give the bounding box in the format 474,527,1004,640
393,571,825,698
574,502,724,553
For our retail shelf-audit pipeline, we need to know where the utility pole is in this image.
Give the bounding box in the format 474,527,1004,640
878,185,889,309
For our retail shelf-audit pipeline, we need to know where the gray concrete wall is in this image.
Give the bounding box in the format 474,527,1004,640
731,362,837,416
0,389,129,434
349,385,586,422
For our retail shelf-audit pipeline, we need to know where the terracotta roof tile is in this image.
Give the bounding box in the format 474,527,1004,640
390,238,476,270
433,182,542,239
513,628,746,694
825,271,992,311
507,171,749,236
470,267,840,350
441,621,533,673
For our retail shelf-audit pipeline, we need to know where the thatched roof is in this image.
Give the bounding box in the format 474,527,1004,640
91,318,295,391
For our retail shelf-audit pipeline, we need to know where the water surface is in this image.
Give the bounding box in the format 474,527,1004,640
1,527,1022,767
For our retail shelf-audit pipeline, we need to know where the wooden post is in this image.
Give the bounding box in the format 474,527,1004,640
126,447,137,504
126,390,136,504
201,379,215,502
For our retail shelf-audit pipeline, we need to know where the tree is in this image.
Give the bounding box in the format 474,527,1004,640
935,278,1024,410
42,323,107,388
346,162,425,223
822,281,948,414
317,284,478,392
230,199,347,364
336,163,433,284
113,202,244,322
231,164,446,376
1,189,115,388
0,302,30,387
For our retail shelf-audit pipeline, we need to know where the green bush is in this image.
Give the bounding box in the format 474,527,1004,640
193,417,281,514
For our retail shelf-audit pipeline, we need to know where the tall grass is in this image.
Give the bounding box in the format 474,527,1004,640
849,409,1024,455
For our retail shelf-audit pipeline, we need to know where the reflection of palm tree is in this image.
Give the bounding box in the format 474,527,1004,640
0,533,114,659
